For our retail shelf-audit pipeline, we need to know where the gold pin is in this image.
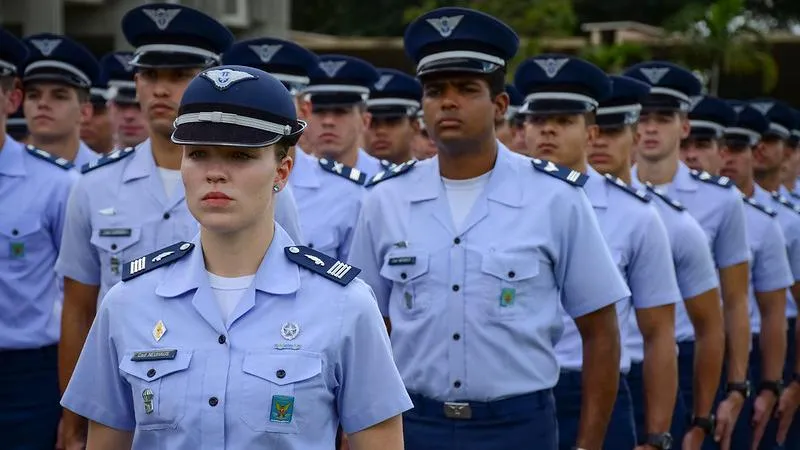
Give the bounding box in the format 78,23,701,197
152,320,167,342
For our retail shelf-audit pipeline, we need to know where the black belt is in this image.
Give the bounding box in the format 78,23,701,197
407,390,552,420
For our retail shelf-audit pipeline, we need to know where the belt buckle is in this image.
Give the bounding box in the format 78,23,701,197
443,401,472,420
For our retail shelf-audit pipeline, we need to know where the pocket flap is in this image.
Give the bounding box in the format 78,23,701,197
480,253,539,281
242,352,322,386
91,226,142,253
119,350,193,382
0,214,43,238
379,251,430,282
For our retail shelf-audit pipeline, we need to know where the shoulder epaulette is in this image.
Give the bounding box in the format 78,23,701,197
122,241,194,282
771,192,800,214
25,145,74,170
81,147,135,174
789,191,800,201
318,158,367,185
744,197,777,217
380,159,396,170
531,158,587,187
284,245,360,286
365,159,417,188
645,183,685,211
604,174,651,203
689,169,733,188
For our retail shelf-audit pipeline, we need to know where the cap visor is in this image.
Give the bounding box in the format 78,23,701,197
23,73,87,89
171,122,282,148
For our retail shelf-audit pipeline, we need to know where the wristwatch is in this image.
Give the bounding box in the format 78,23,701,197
643,432,673,450
689,415,715,436
758,380,784,397
726,381,751,400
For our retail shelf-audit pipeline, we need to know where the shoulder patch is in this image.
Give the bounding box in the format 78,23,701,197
744,197,777,217
285,245,360,286
644,183,685,211
25,145,74,170
772,192,800,215
531,158,587,187
122,241,194,282
365,159,417,188
604,174,651,203
318,158,367,185
689,169,733,189
81,146,136,174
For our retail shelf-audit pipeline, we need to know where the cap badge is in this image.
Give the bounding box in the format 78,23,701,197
639,67,670,85
142,8,181,31
534,58,569,79
249,44,283,63
30,39,61,57
201,69,256,90
425,15,464,38
319,60,347,78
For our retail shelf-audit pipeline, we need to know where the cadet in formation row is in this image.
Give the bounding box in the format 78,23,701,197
3,3,800,450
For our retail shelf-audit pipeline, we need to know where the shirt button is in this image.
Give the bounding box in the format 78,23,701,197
453,237,461,244
146,369,156,378
400,272,407,280
110,244,118,251
452,284,460,292
162,212,170,220
11,229,18,236
453,380,462,388
208,397,218,407
308,243,314,249
276,369,286,379
508,271,515,278
452,333,460,341
218,335,226,344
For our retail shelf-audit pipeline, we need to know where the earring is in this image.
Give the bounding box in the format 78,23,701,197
273,184,281,192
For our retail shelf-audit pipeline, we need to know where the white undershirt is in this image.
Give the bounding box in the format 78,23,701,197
158,167,183,199
441,171,492,230
207,272,256,324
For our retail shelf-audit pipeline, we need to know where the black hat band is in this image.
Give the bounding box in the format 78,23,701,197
724,127,760,147
690,120,725,138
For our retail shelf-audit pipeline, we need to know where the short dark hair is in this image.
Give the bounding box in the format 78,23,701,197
274,142,290,161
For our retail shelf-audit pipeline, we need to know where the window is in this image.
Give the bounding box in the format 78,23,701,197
221,0,249,28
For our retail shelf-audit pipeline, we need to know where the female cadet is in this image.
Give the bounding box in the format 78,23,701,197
60,65,412,450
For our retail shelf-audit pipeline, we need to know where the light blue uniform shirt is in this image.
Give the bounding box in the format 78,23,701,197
742,197,794,333
61,225,412,449
0,136,78,349
555,169,680,372
75,140,101,168
632,162,750,342
348,146,630,402
355,148,384,177
289,149,365,261
756,185,800,319
56,140,304,303
631,180,719,346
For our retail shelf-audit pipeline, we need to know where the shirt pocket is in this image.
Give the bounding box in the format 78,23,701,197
118,350,193,430
239,351,325,434
379,250,431,318
0,213,47,272
479,251,542,320
90,226,142,284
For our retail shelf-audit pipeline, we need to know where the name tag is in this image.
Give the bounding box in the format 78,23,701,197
388,256,416,266
99,228,132,237
131,349,177,361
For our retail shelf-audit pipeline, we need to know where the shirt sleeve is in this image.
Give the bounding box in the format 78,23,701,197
49,171,79,250
713,190,750,269
60,283,136,431
558,189,631,318
336,280,413,433
337,190,364,263
672,213,719,299
274,184,305,245
347,191,392,316
753,219,794,293
54,177,101,285
784,217,800,282
629,206,682,308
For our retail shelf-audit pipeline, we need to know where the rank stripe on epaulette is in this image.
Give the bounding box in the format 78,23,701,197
530,158,587,187
689,169,733,188
365,159,417,187
772,193,800,214
644,183,685,211
284,245,360,286
318,158,367,185
604,174,651,203
81,146,136,174
743,197,777,217
121,242,194,282
25,145,74,170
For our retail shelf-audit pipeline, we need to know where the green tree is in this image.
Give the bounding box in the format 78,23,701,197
665,0,779,95
579,43,652,74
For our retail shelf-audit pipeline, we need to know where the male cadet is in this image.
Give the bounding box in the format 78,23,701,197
625,61,751,449
80,65,113,154
99,52,147,151
223,38,365,262
349,8,630,450
779,109,800,199
364,68,421,166
680,95,732,174
21,33,101,167
589,75,724,450
744,100,800,449
517,55,681,450
6,107,27,142
0,28,78,449
496,84,527,154
410,108,438,160
304,55,385,176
